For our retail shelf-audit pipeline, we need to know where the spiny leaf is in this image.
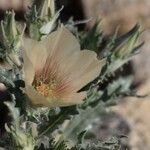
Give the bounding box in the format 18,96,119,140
38,106,79,138
80,20,102,52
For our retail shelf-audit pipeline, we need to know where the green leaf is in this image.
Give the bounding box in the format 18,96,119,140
38,106,79,138
81,20,102,52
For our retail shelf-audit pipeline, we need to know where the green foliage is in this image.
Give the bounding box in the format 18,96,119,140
80,21,103,52
101,24,143,76
4,102,36,150
0,11,23,67
36,139,68,150
25,0,61,40
57,77,133,148
73,137,121,150
38,106,79,138
0,68,15,88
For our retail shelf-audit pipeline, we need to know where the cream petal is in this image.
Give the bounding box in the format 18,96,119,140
48,50,99,95
64,50,98,77
65,91,87,104
23,50,35,85
52,49,104,95
42,25,80,64
25,85,50,107
55,50,99,85
59,50,103,90
60,51,80,73
26,85,86,108
22,37,47,71
55,91,87,107
73,59,105,91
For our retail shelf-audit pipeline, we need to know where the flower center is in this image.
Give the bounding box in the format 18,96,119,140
34,80,57,97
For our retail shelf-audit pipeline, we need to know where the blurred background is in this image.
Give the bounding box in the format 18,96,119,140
0,0,150,149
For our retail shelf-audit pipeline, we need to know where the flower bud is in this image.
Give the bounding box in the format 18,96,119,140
39,0,55,20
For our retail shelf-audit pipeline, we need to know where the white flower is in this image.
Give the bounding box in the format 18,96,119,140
22,26,105,107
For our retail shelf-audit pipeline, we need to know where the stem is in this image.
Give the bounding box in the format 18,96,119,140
38,114,64,138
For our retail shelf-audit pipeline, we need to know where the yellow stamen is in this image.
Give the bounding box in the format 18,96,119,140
34,80,57,97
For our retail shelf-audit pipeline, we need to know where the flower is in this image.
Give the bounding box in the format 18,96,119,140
22,26,105,107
